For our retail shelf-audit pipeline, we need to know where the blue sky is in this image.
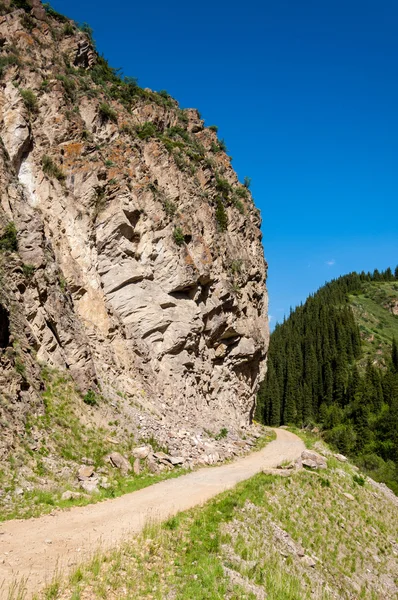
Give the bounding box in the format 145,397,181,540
51,0,398,329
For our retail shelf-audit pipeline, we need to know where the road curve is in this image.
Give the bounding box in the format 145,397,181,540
0,428,304,598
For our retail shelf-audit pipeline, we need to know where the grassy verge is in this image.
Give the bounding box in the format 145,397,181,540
32,450,398,600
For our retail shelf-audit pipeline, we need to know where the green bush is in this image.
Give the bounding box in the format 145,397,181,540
215,427,228,440
15,358,26,378
234,186,248,199
136,122,157,140
163,199,177,218
0,55,21,79
215,197,228,232
22,264,35,278
173,227,185,246
83,390,98,406
99,103,118,123
43,2,69,22
215,176,231,196
0,223,18,252
63,23,75,36
11,0,31,10
208,125,218,132
42,155,66,182
324,423,356,455
232,197,245,215
230,259,243,274
243,176,251,189
218,138,228,152
20,89,39,114
353,474,366,486
56,75,76,101
21,13,35,31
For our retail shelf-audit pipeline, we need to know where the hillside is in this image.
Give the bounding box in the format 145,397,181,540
350,280,398,367
256,268,398,492
0,0,269,506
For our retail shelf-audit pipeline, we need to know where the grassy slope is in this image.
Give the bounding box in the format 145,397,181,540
350,281,398,368
0,370,274,522
30,437,398,600
0,371,187,521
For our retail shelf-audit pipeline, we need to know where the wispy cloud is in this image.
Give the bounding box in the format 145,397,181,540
268,315,273,322
325,259,336,266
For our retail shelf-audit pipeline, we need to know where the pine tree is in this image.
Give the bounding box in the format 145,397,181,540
392,337,398,373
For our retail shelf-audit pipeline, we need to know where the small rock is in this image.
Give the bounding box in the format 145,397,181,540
277,461,295,470
61,491,81,501
132,446,150,459
334,453,348,462
133,458,141,475
80,479,99,493
147,457,159,474
45,539,52,545
301,555,316,567
153,451,169,461
168,456,184,466
299,450,327,469
343,492,355,501
107,452,131,475
77,465,94,480
302,459,318,469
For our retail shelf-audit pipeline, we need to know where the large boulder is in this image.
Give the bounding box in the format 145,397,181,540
297,450,327,470
106,452,131,475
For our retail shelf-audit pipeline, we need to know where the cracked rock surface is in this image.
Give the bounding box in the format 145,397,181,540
0,1,269,460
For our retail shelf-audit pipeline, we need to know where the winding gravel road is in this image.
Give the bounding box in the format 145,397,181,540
0,428,304,598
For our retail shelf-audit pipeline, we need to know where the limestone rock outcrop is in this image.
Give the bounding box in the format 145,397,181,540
0,1,269,458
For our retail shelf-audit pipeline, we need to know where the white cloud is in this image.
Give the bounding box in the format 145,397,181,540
268,315,273,322
325,259,336,266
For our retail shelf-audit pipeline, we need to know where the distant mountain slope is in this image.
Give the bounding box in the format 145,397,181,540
256,267,398,491
350,280,398,367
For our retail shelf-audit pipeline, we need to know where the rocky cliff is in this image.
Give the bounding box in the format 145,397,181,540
0,0,268,460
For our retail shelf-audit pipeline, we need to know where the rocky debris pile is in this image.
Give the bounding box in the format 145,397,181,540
68,427,269,495
127,412,266,469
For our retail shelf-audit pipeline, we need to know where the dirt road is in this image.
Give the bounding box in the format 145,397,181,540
0,428,304,598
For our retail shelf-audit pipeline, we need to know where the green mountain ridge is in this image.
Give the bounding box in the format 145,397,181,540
256,267,398,492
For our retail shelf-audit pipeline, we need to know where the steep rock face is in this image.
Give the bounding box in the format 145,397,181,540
0,1,268,445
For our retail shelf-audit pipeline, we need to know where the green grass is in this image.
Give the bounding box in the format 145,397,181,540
350,282,398,367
